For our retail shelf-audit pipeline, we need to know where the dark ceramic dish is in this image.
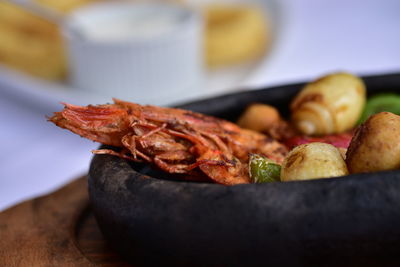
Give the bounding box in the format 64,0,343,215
89,73,400,267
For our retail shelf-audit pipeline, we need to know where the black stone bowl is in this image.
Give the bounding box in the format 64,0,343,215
89,73,400,267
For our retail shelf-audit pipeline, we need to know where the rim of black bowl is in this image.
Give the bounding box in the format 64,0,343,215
90,72,400,188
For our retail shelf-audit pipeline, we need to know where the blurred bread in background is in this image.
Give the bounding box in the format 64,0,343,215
0,0,270,81
0,0,187,81
205,4,269,68
0,0,98,81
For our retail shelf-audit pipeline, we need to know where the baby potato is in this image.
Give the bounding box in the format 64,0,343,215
237,103,280,132
346,112,400,173
281,142,349,181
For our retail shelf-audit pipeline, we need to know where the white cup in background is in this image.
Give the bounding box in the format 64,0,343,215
63,2,204,105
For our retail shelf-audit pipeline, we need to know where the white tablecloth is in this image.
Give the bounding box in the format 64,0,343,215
1,0,400,211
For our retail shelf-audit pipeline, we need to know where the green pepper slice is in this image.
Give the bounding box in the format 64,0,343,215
359,93,400,124
249,154,281,183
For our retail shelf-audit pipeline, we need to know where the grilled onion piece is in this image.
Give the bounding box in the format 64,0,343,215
291,72,366,136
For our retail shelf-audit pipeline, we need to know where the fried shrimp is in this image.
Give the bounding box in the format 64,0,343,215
49,99,287,185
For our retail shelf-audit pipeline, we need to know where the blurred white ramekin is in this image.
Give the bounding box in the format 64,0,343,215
63,1,204,105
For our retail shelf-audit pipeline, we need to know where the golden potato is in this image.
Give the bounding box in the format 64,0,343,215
281,142,348,181
291,72,366,136
346,112,400,173
237,103,280,132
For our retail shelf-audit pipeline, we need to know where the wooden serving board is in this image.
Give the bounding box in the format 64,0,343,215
0,177,131,266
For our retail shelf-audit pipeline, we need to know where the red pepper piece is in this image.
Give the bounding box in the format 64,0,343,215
284,132,353,150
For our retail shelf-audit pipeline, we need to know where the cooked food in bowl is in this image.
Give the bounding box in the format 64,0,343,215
50,72,400,184
49,99,287,185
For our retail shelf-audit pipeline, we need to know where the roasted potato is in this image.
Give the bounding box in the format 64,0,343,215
281,142,348,181
237,103,280,132
346,112,400,173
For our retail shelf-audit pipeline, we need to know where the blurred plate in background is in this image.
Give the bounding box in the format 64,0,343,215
0,0,286,111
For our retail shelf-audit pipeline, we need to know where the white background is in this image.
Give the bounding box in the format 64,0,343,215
1,0,400,211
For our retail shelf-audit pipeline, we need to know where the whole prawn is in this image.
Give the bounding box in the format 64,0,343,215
49,99,288,185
